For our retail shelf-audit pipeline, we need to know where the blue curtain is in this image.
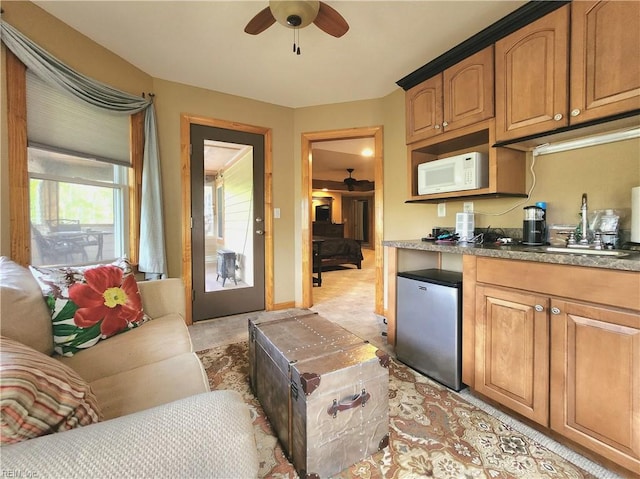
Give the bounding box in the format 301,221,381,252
1,20,167,278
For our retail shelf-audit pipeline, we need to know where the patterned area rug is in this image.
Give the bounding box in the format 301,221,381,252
197,342,598,479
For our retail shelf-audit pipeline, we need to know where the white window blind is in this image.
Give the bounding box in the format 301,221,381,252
26,70,130,166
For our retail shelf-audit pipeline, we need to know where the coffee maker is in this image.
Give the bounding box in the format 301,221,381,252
522,205,546,245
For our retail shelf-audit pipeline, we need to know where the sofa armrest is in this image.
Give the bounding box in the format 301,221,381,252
1,391,259,479
137,277,186,320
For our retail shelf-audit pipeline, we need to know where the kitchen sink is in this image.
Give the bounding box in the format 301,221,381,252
524,246,631,257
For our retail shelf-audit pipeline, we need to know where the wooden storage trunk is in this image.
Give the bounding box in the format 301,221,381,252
249,314,389,479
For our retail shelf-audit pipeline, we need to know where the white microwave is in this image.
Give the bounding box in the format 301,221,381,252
417,152,488,195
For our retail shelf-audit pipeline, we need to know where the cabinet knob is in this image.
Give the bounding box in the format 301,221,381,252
551,307,561,315
571,109,581,117
534,304,544,312
434,124,441,129
442,121,449,127
553,113,563,121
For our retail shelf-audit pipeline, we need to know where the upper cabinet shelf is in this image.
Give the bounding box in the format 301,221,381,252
407,119,526,203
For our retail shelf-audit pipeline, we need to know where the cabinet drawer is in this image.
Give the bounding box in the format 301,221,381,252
475,257,640,312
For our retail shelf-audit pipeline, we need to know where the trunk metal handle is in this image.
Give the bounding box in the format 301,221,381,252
327,389,370,418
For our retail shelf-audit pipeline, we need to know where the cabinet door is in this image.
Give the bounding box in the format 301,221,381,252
495,5,569,142
570,1,640,125
475,285,550,426
405,74,443,143
443,46,494,132
550,300,640,473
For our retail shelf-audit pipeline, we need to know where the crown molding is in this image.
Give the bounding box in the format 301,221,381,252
396,1,570,91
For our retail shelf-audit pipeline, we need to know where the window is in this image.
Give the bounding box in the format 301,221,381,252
28,147,129,266
25,70,132,266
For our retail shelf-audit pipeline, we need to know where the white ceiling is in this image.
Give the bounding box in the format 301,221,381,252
32,0,527,109
31,0,527,186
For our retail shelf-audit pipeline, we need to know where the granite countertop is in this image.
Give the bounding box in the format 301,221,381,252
383,239,640,272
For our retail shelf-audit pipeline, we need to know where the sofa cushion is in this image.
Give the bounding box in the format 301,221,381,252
57,313,194,382
89,353,210,420
0,257,54,355
0,336,102,444
29,259,149,356
0,391,259,479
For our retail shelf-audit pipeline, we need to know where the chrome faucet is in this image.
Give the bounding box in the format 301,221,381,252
579,193,589,245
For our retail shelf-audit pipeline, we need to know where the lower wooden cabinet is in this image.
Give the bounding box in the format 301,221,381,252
464,256,640,475
474,285,550,426
550,300,640,473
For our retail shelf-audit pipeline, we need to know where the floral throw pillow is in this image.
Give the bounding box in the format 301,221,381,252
29,260,149,356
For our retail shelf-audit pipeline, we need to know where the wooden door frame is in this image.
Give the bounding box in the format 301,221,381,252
301,126,384,314
180,114,273,325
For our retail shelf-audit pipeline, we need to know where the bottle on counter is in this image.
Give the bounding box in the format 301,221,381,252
598,209,620,249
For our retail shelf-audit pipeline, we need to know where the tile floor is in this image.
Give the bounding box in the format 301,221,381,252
188,247,385,352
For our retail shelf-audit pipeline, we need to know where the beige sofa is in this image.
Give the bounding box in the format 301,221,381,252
0,256,259,478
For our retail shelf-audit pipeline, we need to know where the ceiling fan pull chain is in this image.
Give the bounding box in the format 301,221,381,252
295,28,301,55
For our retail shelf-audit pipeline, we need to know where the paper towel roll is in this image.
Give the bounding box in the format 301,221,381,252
632,186,640,243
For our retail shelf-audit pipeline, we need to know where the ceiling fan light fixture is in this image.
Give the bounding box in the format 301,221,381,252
343,168,357,191
270,0,320,29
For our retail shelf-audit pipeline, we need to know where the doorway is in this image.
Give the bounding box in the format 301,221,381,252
301,126,384,314
180,115,273,324
343,196,373,248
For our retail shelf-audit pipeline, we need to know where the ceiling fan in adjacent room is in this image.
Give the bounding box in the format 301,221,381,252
245,0,349,53
343,168,372,191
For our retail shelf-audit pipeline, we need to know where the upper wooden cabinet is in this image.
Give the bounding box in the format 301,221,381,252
406,47,494,144
405,75,442,143
495,6,570,142
496,1,640,142
570,1,640,124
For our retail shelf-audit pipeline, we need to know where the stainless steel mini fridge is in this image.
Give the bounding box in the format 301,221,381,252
396,269,463,391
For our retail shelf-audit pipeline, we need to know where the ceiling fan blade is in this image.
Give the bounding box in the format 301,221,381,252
313,2,349,38
244,6,276,35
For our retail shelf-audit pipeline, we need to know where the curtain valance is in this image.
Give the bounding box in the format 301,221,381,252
1,19,167,278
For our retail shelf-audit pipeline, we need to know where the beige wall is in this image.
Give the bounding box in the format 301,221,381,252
2,1,639,308
150,79,295,304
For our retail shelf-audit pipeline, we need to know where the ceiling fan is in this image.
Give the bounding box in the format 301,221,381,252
244,1,349,38
343,168,371,191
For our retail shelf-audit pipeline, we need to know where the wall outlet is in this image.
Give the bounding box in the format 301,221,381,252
437,203,446,217
463,202,474,213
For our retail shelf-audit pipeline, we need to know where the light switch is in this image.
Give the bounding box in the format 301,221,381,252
274,208,281,219
437,203,446,217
